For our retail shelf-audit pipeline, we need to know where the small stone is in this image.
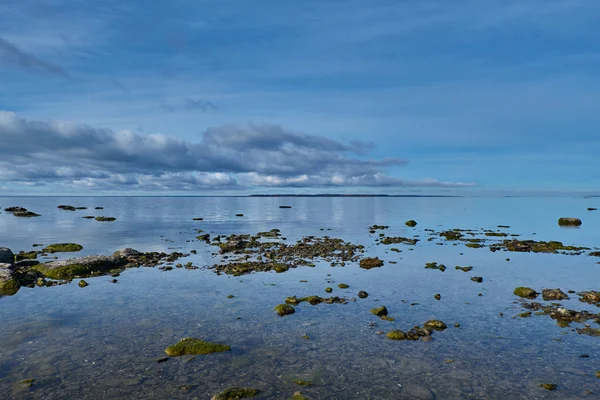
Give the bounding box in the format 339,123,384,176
358,290,368,299
540,383,557,391
78,280,89,287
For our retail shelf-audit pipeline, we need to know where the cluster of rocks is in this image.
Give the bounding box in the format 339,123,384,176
3,206,40,218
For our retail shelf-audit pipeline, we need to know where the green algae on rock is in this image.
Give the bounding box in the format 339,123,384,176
293,380,311,386
514,287,538,299
78,280,89,287
425,262,446,272
381,236,418,245
455,266,473,272
0,268,20,295
359,257,384,270
42,243,83,253
386,330,407,340
358,290,368,299
289,392,309,400
558,217,581,227
325,287,333,293
337,283,350,289
275,304,296,316
471,276,483,283
371,306,388,317
424,320,447,331
211,387,260,400
540,383,557,391
405,220,417,227
165,338,231,357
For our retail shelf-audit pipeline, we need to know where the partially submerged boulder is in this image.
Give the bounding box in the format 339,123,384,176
360,257,384,270
542,288,569,301
0,267,20,295
0,248,14,264
33,254,129,280
275,304,295,316
514,287,538,299
165,338,230,357
42,243,83,253
558,217,582,227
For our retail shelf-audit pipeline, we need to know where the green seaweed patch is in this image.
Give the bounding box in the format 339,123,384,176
33,263,93,280
42,243,83,253
381,236,418,245
293,380,311,386
211,387,260,400
165,338,231,357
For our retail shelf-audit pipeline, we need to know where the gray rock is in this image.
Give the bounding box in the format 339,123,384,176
0,267,19,293
542,288,570,301
113,248,142,259
0,248,14,264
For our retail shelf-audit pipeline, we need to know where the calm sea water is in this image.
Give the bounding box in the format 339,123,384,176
1,196,599,399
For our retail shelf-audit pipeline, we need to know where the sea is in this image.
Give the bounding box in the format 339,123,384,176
1,196,599,399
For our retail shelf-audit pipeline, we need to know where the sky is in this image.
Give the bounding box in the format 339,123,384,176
1,0,599,196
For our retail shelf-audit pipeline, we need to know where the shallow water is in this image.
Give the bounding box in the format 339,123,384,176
1,196,600,399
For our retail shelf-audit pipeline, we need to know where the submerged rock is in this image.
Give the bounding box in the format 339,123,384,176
371,306,388,317
42,243,83,253
542,288,569,301
558,217,581,227
514,287,538,299
275,304,295,316
211,387,260,400
405,220,417,227
165,338,231,357
0,248,14,264
540,383,557,391
386,330,407,340
359,257,384,270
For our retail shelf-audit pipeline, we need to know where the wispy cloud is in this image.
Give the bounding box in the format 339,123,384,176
160,98,217,113
0,37,70,77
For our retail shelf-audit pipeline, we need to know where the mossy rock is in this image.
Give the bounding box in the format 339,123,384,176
540,383,557,391
275,304,295,317
405,220,417,227
514,287,538,299
211,387,260,400
337,283,350,289
371,306,388,316
359,257,384,270
424,320,447,331
386,330,407,340
0,269,20,295
358,290,368,299
33,263,93,280
42,243,83,253
293,380,311,386
289,392,309,400
78,280,89,287
325,287,333,293
558,217,581,226
165,338,231,357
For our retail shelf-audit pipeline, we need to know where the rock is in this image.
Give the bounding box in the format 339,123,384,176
514,287,538,299
13,210,41,217
370,306,388,316
165,338,231,357
95,216,116,222
0,267,20,295
542,288,569,301
113,248,142,259
540,383,557,391
588,208,597,211
42,243,83,253
424,320,447,331
288,392,309,400
4,206,27,212
274,304,295,316
405,220,417,227
386,330,407,340
57,205,77,211
33,254,129,279
434,294,441,301
401,384,435,400
211,387,260,400
78,280,89,287
471,276,483,283
325,287,333,293
235,214,244,217
558,217,581,227
358,290,368,299
579,291,600,305
0,248,14,264
279,206,292,209
95,207,104,210
193,217,204,221
359,257,384,270
338,283,350,289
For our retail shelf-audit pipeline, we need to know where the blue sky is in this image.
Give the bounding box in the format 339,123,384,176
1,0,599,195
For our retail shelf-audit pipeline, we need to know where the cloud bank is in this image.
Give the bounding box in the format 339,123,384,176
0,111,474,192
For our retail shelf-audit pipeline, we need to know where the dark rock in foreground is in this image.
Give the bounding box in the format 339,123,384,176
514,287,538,299
0,247,14,264
0,266,20,295
542,288,569,301
33,254,129,280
